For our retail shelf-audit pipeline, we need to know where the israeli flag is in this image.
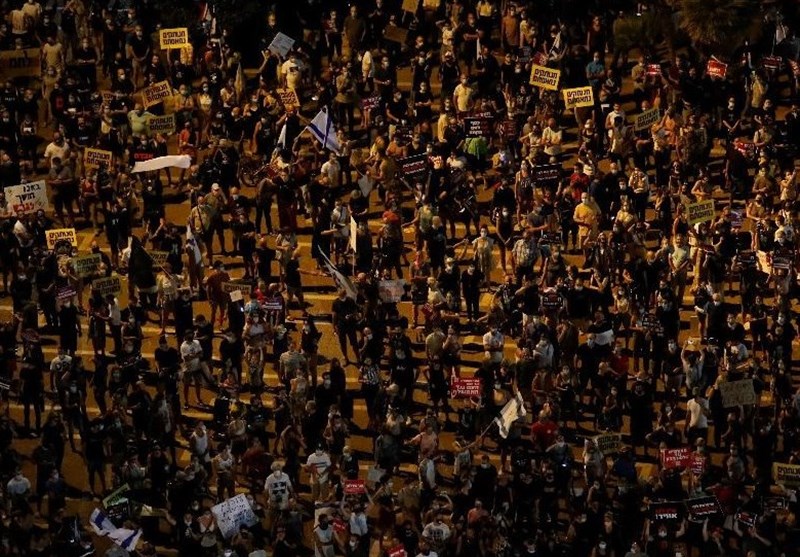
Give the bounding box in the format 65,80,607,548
186,224,203,265
306,107,341,154
89,508,143,551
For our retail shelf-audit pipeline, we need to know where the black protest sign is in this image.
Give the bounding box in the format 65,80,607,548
641,313,664,335
650,501,683,523
398,154,429,181
533,163,561,188
685,496,722,519
541,291,564,308
464,116,493,138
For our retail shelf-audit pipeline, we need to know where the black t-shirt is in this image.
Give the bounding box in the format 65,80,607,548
155,346,180,372
332,297,359,330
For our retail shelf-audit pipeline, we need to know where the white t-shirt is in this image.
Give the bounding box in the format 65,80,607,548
180,340,203,371
422,521,451,546
306,452,332,484
687,398,709,429
264,472,292,508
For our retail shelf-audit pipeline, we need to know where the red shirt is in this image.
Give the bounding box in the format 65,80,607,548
530,419,559,451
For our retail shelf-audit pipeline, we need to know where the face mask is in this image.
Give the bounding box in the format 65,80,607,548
315,450,323,456
502,210,509,216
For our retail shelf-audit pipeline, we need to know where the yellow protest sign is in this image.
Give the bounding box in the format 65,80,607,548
159,28,190,49
91,276,122,297
529,64,561,91
84,148,113,169
686,199,715,225
142,80,172,108
46,228,77,250
0,48,40,78
72,254,103,278
773,462,800,487
276,88,300,109
562,86,594,108
147,114,176,135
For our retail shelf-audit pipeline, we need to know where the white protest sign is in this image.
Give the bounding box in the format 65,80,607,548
5,180,48,216
211,494,258,538
268,33,295,58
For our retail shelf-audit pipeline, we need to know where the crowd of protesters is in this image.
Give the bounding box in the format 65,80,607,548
0,0,799,556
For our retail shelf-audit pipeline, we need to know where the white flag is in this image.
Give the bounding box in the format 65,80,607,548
306,107,341,154
276,122,287,149
131,154,192,173
186,224,202,265
349,217,358,253
494,391,527,439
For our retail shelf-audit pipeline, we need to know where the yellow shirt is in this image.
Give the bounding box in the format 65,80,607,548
573,203,598,233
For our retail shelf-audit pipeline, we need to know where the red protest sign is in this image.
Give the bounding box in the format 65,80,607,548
388,545,407,557
660,447,691,469
333,518,347,534
762,55,782,71
645,63,662,77
706,59,727,79
451,378,481,398
344,479,366,494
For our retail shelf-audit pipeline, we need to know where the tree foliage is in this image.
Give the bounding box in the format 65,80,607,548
675,0,760,57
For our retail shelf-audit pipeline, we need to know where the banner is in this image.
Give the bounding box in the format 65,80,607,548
772,462,800,487
660,447,691,469
73,254,103,278
686,199,715,225
0,48,40,78
344,479,367,494
378,279,406,303
529,65,561,90
84,148,113,169
146,114,176,135
451,377,481,398
634,107,660,131
360,95,382,111
57,285,77,300
148,250,169,267
592,433,622,455
91,276,122,297
211,494,258,538
46,228,77,250
276,88,300,109
706,58,728,79
142,80,172,108
267,32,295,58
562,86,594,108
720,378,757,407
761,55,782,71
650,501,683,523
4,180,48,216
685,496,722,519
159,28,189,49
222,282,253,295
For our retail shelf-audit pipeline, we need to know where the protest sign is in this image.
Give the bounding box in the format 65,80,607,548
267,33,295,57
92,276,122,297
222,282,253,295
720,378,757,408
685,496,722,519
378,279,406,303
4,180,48,216
634,107,660,131
398,154,428,181
159,28,189,49
641,313,664,335
686,199,715,225
540,231,562,245
529,64,561,90
148,250,169,267
211,494,258,538
73,254,103,278
541,291,564,308
229,290,243,302
384,25,409,44
388,545,407,557
332,518,348,534
761,55,781,71
501,119,518,140
735,511,756,528
344,479,367,495
0,48,40,78
142,80,172,108
706,58,728,79
645,63,662,77
84,148,113,169
56,286,77,300
773,462,800,487
402,0,418,12
772,253,792,270
650,501,683,523
450,378,481,398
592,433,622,455
763,497,786,512
690,454,706,476
464,116,493,138
102,484,130,509
660,447,691,469
562,86,594,109
533,163,561,187
147,114,176,135
46,228,77,250
276,88,300,109
360,95,381,111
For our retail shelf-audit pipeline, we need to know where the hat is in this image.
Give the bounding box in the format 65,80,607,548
211,183,220,191
446,257,455,265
